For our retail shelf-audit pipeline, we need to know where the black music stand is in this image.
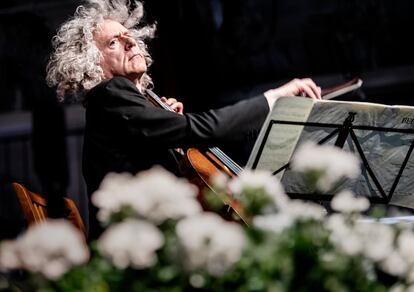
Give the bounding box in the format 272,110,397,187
249,110,414,206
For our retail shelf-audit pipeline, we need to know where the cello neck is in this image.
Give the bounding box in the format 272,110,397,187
146,89,172,111
145,89,243,176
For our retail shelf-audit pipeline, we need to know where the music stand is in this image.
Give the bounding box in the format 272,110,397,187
247,97,414,208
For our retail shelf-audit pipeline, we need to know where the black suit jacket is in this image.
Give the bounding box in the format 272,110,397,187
83,76,269,237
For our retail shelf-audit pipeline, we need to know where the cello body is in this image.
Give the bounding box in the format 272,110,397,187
179,148,247,223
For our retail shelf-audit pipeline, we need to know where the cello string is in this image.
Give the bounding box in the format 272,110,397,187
217,150,243,173
209,148,242,175
212,147,243,172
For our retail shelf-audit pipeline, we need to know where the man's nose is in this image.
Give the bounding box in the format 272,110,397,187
121,35,137,50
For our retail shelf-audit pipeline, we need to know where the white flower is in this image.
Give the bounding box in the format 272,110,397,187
253,213,294,233
92,172,137,222
407,268,414,284
397,230,414,265
356,222,394,262
0,240,20,271
210,172,229,190
98,219,164,269
189,274,206,288
327,214,363,256
92,166,202,224
283,199,326,221
381,251,409,277
176,213,245,276
331,190,369,214
228,169,288,208
390,284,406,292
253,199,325,233
328,214,395,262
0,220,89,280
291,141,360,192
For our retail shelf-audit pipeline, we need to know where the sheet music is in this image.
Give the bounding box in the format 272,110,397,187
247,97,314,179
247,97,414,207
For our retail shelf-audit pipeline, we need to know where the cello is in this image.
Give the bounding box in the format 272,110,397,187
145,89,246,222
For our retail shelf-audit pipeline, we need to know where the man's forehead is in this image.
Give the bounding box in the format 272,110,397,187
95,19,129,39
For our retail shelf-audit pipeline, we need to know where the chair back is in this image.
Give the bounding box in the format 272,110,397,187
12,182,87,238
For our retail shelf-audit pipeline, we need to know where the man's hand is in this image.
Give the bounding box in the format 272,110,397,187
264,78,321,109
160,97,184,115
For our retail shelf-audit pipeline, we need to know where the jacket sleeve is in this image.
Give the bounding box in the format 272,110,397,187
96,76,269,149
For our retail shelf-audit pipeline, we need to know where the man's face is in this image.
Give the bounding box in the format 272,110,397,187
93,19,147,83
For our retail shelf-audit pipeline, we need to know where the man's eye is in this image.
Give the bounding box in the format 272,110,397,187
109,40,117,47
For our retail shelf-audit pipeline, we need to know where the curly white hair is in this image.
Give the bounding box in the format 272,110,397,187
46,0,155,102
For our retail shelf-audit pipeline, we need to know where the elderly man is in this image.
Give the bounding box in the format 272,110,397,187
46,0,321,238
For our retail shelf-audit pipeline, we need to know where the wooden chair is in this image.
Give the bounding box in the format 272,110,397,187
12,182,87,239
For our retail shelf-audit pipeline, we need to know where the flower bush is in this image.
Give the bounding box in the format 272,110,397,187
2,143,414,291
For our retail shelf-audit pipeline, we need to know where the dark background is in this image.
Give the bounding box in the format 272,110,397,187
1,0,414,113
1,0,414,237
